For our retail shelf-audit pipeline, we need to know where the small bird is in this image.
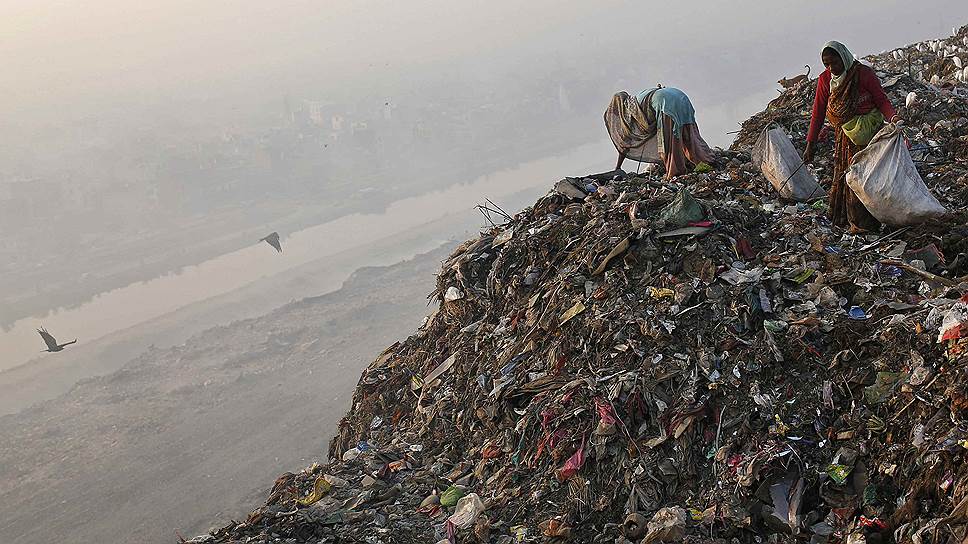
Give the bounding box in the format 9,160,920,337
260,232,282,253
38,327,77,352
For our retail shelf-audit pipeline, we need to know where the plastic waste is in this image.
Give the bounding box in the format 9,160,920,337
554,178,587,200
559,302,586,325
444,286,464,302
826,464,852,485
341,447,361,461
296,476,332,506
846,125,947,226
752,127,825,201
658,187,705,227
439,485,466,507
643,506,687,543
539,518,572,538
184,29,968,544
421,354,457,389
863,372,902,404
447,493,485,530
323,474,349,487
937,299,968,342
555,443,586,481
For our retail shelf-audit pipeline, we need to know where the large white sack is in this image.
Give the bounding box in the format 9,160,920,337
846,125,947,226
752,127,826,202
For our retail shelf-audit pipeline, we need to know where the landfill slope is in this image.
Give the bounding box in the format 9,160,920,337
194,28,968,544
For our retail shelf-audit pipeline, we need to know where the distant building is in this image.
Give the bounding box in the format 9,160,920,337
302,100,344,129
306,100,326,126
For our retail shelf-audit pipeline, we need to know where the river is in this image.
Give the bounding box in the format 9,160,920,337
0,141,610,376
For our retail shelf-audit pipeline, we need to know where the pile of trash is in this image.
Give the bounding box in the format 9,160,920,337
191,29,968,544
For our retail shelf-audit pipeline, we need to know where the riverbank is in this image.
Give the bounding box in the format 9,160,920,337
0,245,455,544
0,140,610,378
0,130,603,331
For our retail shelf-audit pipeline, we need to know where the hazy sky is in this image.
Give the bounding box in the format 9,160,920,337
1,1,966,358
3,1,965,126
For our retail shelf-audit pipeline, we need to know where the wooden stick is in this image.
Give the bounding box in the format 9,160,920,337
879,260,959,288
860,226,911,251
890,370,941,423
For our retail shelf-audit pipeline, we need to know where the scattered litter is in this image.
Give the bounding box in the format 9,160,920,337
191,26,968,544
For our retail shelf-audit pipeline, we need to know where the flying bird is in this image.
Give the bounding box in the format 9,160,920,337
37,327,77,352
260,232,282,253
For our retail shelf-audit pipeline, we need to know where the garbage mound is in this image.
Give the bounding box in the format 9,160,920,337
192,29,968,544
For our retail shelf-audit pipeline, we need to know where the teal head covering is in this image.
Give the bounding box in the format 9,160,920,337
822,41,856,89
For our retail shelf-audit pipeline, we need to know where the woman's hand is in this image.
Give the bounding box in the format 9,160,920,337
802,141,816,164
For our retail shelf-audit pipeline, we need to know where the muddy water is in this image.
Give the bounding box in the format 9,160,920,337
0,141,609,373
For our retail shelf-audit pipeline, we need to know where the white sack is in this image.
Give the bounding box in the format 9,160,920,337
846,125,947,226
752,127,825,202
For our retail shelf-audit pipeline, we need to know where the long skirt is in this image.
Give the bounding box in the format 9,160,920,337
829,129,879,232
658,115,714,179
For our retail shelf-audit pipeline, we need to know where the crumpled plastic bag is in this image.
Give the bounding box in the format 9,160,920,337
555,443,586,481
444,286,464,302
554,178,587,200
842,110,884,147
658,187,704,227
642,506,687,543
752,127,825,202
846,124,947,226
864,372,903,404
594,397,618,436
539,518,572,538
447,493,485,530
296,476,332,506
719,265,764,286
935,297,968,342
440,485,466,507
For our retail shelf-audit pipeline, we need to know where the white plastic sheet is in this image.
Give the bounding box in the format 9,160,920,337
752,127,825,202
447,493,485,530
846,125,947,226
